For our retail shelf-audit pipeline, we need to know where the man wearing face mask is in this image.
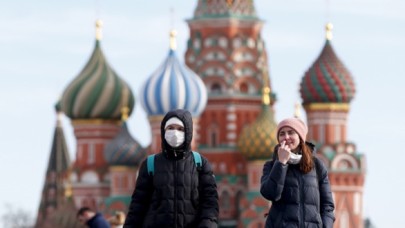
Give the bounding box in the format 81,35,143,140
124,109,219,228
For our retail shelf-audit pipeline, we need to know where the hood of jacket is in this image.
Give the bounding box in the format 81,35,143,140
161,109,193,159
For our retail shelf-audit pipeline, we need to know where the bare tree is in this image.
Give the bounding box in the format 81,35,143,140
1,204,34,228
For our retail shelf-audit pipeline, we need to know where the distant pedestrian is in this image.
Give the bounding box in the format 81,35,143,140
124,109,219,228
77,207,110,228
260,117,335,228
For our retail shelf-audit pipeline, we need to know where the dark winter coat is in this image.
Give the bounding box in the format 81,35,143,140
87,213,110,228
260,143,335,228
124,109,219,228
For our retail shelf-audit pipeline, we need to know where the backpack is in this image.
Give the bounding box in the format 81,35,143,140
147,151,202,176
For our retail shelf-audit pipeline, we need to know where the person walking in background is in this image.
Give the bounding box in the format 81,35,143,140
124,109,219,228
260,117,335,228
77,207,110,228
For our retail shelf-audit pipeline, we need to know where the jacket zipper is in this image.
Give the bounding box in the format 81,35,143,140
174,152,178,228
298,169,305,228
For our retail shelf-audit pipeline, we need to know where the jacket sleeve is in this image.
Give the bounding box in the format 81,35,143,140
260,160,289,201
316,158,335,228
197,157,219,228
124,160,153,228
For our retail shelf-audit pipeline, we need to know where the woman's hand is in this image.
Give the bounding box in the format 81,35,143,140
278,140,291,165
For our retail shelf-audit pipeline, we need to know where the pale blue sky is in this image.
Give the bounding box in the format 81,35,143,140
1,0,404,227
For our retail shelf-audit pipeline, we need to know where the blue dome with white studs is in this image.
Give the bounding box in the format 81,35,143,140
140,30,207,116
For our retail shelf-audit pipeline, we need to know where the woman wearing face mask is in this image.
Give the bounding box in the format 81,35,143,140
260,118,335,228
124,109,219,228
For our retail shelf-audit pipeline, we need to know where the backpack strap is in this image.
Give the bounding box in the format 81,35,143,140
148,152,202,176
314,157,322,182
147,154,156,176
192,151,202,169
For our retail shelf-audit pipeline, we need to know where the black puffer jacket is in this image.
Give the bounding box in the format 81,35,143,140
124,109,219,228
260,143,335,228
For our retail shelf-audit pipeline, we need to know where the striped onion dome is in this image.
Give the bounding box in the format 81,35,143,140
300,23,356,105
237,87,278,160
60,20,134,119
103,122,146,166
193,0,258,20
140,30,207,116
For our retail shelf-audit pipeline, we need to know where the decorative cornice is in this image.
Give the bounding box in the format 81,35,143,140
109,166,137,172
71,119,121,126
147,115,165,122
304,103,350,112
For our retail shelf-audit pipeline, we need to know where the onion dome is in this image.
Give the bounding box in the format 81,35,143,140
103,107,146,166
140,30,207,116
300,23,356,105
60,20,134,120
238,87,278,160
193,0,258,20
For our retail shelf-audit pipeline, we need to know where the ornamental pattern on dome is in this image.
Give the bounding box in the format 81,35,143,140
193,0,257,19
103,122,146,166
60,41,135,119
140,49,207,116
300,40,356,104
237,105,278,160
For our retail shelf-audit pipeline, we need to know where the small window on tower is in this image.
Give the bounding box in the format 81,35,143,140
211,83,222,94
220,191,231,210
193,39,201,49
219,37,227,48
240,82,248,93
211,132,217,147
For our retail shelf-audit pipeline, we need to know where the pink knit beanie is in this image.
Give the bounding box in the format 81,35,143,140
277,118,308,142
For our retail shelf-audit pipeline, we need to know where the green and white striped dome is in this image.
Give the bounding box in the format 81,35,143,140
60,39,134,119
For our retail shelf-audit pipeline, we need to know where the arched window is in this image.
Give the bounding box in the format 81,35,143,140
220,191,231,210
235,190,244,218
81,171,99,184
208,124,219,147
211,83,222,94
240,82,248,93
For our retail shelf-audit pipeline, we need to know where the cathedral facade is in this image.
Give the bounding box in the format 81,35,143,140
36,1,366,228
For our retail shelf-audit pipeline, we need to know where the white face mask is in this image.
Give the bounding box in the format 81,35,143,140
288,152,302,164
165,130,185,148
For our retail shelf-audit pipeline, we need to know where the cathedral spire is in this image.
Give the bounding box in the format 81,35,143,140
35,103,72,227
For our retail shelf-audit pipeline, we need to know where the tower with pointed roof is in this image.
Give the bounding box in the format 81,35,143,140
139,29,207,154
300,23,366,228
185,0,275,225
59,20,135,211
35,103,81,228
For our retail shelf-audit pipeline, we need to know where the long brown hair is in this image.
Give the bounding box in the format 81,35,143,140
299,139,314,174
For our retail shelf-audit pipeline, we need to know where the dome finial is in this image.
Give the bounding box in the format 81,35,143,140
96,19,103,40
121,106,129,121
262,87,271,105
169,29,177,50
294,101,302,118
258,56,271,105
326,22,333,40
